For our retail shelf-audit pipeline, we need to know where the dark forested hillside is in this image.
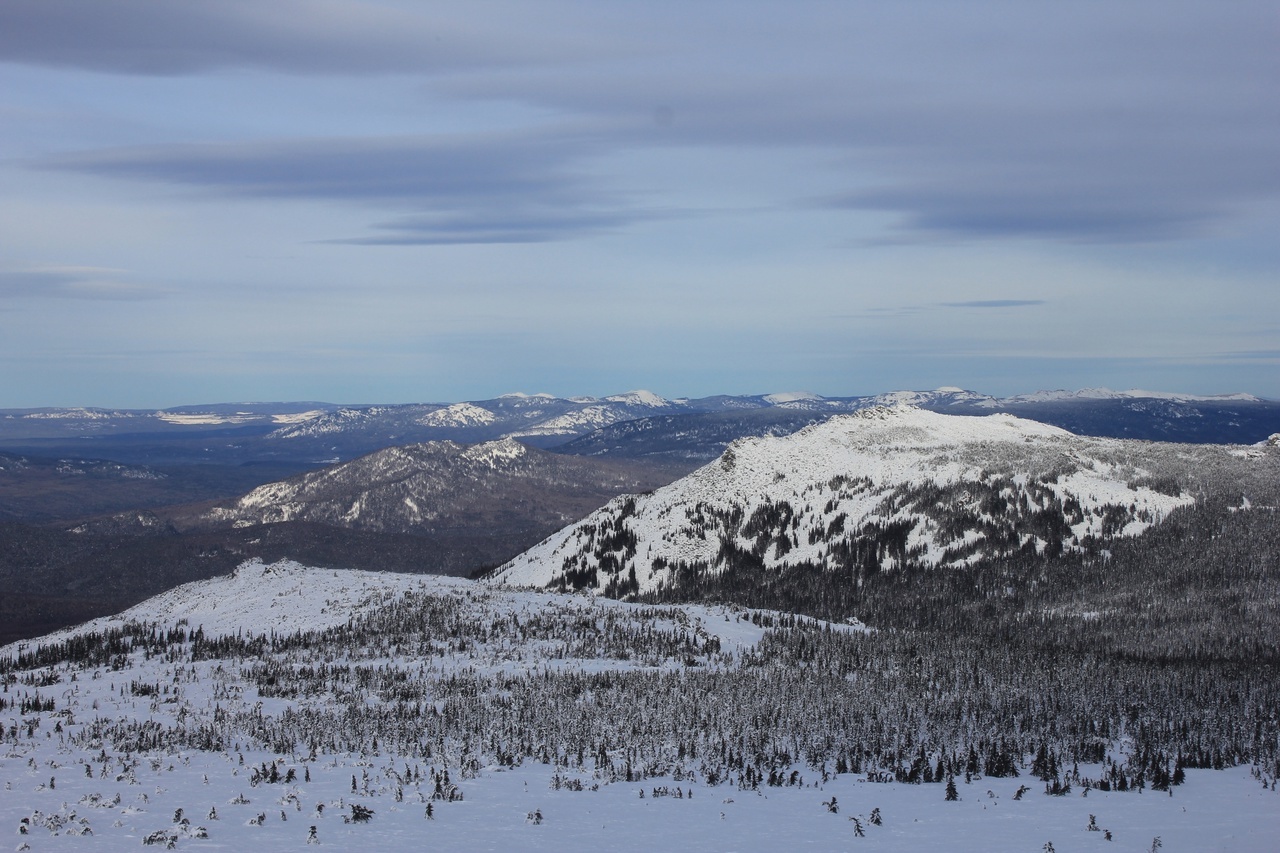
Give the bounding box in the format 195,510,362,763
639,495,1280,665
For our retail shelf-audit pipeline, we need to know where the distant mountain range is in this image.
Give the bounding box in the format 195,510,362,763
2,387,1276,467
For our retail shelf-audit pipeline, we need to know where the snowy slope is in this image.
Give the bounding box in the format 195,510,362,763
489,406,1241,595
1,559,778,661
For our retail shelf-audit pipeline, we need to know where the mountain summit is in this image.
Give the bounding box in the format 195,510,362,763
489,406,1267,597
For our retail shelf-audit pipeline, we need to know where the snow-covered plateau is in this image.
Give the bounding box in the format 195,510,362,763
2,560,1276,852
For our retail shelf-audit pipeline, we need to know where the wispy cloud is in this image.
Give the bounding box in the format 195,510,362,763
39,130,656,245
328,208,651,246
0,0,540,75
18,3,1279,247
941,300,1046,309
40,133,590,202
0,267,163,300
1212,349,1280,362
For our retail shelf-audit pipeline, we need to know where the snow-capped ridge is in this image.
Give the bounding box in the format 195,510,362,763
419,401,497,428
867,388,995,408
603,389,671,407
1003,388,1262,404
762,391,824,404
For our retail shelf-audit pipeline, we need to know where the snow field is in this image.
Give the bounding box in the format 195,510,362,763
3,744,1274,852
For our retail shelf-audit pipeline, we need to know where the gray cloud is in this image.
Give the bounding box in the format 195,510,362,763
330,208,650,245
40,131,654,245
0,0,537,75
42,134,590,202
942,300,1046,309
437,3,1280,244
13,1,1279,247
0,268,162,300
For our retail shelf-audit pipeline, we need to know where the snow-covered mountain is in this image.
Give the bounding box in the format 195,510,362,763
263,390,685,451
4,388,1276,469
552,387,1280,464
186,438,682,541
491,406,1273,597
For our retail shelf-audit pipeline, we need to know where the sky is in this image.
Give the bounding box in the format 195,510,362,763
1,0,1277,408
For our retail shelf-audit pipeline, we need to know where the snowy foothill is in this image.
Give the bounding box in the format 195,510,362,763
0,560,781,665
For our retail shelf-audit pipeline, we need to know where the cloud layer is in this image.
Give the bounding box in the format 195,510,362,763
1,1,1276,404
16,1,1276,246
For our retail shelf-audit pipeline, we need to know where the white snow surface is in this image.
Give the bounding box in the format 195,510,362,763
490,406,1200,593
19,408,127,420
506,405,629,436
762,391,824,404
417,402,497,428
270,409,327,424
268,406,391,439
0,750,1271,853
4,560,415,653
155,413,258,426
203,438,543,528
869,388,990,407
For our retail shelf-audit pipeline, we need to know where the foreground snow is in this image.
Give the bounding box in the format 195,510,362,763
3,562,1275,852
2,751,1273,852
